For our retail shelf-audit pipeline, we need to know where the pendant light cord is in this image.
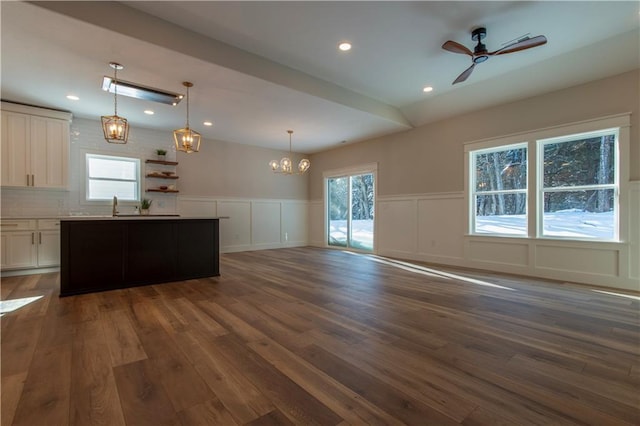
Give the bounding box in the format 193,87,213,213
185,85,190,128
113,66,118,116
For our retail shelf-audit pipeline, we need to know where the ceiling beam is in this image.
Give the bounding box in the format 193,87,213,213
31,1,412,129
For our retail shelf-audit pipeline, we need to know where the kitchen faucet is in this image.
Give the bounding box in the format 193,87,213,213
112,196,118,216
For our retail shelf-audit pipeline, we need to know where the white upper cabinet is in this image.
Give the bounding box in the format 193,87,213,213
1,102,71,189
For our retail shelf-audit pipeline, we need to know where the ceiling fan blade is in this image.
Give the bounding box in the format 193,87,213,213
442,40,473,57
489,35,547,56
453,63,475,84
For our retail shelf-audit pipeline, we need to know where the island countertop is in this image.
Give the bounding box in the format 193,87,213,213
59,215,226,221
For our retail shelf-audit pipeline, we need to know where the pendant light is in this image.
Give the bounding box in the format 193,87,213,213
269,130,310,175
101,62,129,144
173,81,201,153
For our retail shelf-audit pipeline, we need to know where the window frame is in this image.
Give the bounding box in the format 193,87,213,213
470,142,529,237
464,114,630,243
85,153,141,202
536,128,620,241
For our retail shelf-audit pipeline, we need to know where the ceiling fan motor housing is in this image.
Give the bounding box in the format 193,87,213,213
472,27,489,63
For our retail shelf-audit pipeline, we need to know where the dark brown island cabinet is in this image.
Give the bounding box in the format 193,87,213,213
60,217,220,296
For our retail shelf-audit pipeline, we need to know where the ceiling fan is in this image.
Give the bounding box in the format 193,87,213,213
442,27,547,85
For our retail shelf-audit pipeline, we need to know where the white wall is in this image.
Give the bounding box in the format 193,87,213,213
308,71,640,291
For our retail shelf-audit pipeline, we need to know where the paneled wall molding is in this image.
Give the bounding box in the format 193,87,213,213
177,195,308,254
310,185,639,291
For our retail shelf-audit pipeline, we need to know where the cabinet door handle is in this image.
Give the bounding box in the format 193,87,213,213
31,232,35,245
31,174,35,186
39,232,42,244
27,174,30,186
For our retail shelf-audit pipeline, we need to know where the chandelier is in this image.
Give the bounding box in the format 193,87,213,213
101,62,129,144
173,81,201,153
269,130,310,174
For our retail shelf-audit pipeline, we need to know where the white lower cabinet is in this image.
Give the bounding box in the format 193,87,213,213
1,219,60,271
36,219,60,267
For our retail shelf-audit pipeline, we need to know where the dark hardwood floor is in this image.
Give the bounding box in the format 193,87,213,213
1,247,639,425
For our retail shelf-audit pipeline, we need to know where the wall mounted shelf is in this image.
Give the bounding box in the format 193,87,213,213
146,173,179,179
145,159,179,194
146,189,179,193
145,159,178,166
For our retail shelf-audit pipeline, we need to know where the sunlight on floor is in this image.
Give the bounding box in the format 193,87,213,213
344,251,515,291
591,289,640,301
0,296,44,316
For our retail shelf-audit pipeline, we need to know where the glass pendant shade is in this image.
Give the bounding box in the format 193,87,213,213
280,157,292,173
174,81,201,153
298,158,311,173
269,130,310,175
101,62,129,144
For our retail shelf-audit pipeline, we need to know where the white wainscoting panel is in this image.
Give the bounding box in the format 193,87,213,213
282,201,308,246
417,197,465,261
217,201,252,252
251,202,282,248
629,181,639,281
308,200,325,247
535,244,619,276
178,196,308,253
377,199,417,257
467,239,530,269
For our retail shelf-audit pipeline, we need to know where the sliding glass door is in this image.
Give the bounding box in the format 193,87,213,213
327,172,375,251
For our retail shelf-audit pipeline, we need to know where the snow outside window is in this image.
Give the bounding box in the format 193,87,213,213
86,154,140,201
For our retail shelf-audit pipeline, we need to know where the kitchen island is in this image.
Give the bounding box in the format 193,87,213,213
60,216,219,296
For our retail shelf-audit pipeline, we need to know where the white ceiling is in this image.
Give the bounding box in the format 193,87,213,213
1,1,638,154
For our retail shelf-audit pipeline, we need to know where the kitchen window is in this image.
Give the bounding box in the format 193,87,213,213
86,153,140,201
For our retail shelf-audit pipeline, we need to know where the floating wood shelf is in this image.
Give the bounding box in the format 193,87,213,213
146,189,179,193
145,174,179,179
145,159,178,166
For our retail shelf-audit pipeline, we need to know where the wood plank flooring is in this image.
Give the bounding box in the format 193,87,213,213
1,247,639,425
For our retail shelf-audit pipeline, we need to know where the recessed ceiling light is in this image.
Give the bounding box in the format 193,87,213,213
423,86,434,93
66,95,79,101
203,121,213,126
338,42,352,51
144,110,154,115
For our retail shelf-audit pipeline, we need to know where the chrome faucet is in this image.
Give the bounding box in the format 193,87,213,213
112,196,119,216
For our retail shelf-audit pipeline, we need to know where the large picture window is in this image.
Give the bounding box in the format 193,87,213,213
539,130,618,240
86,153,140,201
466,115,626,242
